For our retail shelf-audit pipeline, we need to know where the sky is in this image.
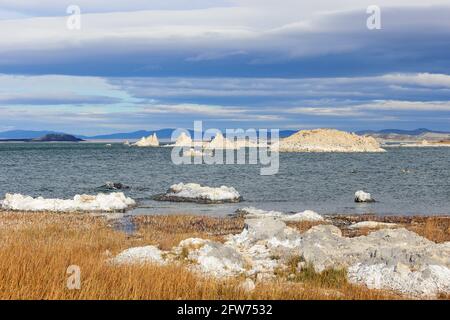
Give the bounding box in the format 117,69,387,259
0,0,450,135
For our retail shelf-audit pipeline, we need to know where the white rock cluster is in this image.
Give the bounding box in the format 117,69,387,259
169,132,260,150
133,133,159,147
1,192,136,212
154,183,242,204
112,218,450,298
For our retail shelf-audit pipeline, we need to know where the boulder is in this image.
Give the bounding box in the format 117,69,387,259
112,245,165,265
348,263,450,298
355,190,375,203
244,218,287,242
153,183,242,204
299,226,450,273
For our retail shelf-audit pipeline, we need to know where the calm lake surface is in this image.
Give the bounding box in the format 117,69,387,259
0,143,449,216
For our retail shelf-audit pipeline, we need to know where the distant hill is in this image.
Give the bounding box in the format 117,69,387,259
32,133,84,142
356,128,450,136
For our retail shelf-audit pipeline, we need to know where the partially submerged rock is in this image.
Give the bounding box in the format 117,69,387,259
182,148,211,157
153,183,242,204
1,192,136,212
355,190,375,203
100,182,130,190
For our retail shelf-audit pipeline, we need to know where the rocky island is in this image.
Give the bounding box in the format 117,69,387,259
274,129,385,153
32,133,84,142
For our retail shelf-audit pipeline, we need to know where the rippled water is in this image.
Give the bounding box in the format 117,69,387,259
0,142,449,216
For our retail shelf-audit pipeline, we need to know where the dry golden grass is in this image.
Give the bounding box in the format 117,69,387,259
406,217,450,243
0,212,405,300
132,215,244,250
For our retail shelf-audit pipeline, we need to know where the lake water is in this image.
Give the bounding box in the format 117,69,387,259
0,143,449,216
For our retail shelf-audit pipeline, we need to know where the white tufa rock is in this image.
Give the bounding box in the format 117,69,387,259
183,148,209,157
274,129,385,153
110,216,450,298
157,183,242,203
133,133,159,147
237,207,285,219
112,246,165,265
282,210,324,222
175,239,247,277
348,221,397,229
1,192,136,212
355,190,375,203
348,263,450,298
205,132,236,150
174,132,193,147
237,207,324,222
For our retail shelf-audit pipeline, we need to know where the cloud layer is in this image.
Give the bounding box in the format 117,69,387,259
0,1,449,133
1,73,450,134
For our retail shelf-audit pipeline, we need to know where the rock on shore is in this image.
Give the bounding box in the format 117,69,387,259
113,218,450,297
236,207,324,222
1,192,136,212
153,183,242,204
273,129,386,153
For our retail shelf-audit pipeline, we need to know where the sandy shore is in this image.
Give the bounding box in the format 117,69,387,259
0,210,448,300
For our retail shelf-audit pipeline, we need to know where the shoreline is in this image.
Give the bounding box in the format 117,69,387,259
0,211,448,300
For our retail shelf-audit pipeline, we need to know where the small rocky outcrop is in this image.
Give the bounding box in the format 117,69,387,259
153,183,242,204
133,133,159,147
355,190,375,203
99,182,130,190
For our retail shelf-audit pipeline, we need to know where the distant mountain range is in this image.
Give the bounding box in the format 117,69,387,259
0,129,298,140
356,128,450,136
1,128,449,141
